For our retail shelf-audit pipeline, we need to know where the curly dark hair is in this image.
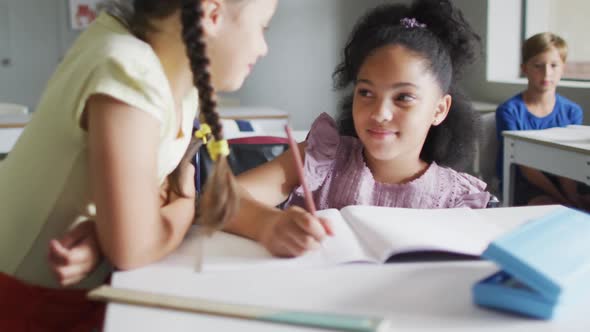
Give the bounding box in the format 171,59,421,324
108,0,240,232
333,0,481,170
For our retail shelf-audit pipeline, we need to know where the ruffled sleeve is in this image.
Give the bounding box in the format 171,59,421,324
300,113,341,191
78,44,169,126
450,171,491,209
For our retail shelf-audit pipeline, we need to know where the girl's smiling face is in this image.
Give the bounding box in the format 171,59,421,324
352,45,451,164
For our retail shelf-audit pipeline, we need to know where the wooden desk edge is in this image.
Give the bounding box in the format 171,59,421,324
0,123,27,129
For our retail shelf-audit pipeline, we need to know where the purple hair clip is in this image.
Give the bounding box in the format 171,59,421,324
400,17,426,29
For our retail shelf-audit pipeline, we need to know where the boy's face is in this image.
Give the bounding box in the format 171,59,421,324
352,45,451,164
522,47,565,93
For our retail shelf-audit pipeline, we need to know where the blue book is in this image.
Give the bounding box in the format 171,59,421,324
473,207,590,319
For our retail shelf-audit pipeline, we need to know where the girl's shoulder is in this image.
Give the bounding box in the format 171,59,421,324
65,13,164,90
69,13,155,66
305,113,340,158
65,14,173,123
431,163,491,208
303,113,360,190
305,113,363,160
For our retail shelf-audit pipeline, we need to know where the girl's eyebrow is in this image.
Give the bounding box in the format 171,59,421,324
355,78,418,89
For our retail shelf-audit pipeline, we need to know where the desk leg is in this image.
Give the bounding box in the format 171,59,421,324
503,138,516,206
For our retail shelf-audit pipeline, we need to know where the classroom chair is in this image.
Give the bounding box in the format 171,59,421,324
477,111,501,199
193,119,289,191
196,135,289,194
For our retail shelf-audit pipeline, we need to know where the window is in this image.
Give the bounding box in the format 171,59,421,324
524,0,590,81
487,0,590,87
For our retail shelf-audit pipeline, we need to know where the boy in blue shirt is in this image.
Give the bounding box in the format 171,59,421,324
496,32,587,208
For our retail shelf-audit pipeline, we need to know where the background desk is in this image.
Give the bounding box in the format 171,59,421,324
219,106,289,133
502,126,590,206
102,205,590,332
0,113,30,155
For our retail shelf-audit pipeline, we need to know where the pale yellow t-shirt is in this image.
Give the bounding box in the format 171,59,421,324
0,13,198,288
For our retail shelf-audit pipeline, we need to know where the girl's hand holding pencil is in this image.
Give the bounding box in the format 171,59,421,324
256,125,334,258
258,206,332,257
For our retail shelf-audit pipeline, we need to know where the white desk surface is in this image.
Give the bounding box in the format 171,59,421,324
502,126,590,205
102,205,590,332
0,114,30,153
0,128,23,154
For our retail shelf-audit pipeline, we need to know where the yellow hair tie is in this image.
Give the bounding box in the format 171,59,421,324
194,124,212,144
207,138,230,161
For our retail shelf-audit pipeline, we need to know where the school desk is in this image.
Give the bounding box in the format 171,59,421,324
0,113,30,154
219,106,290,133
502,125,590,206
101,205,590,332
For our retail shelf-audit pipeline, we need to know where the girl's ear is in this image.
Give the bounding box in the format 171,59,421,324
201,0,223,36
432,94,452,126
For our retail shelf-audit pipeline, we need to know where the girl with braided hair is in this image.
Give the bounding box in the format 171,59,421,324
0,0,276,295
46,0,492,277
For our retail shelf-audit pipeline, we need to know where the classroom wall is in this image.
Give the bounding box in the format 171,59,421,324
6,0,586,127
0,0,79,111
232,0,590,129
225,0,394,130
454,0,590,124
2,0,391,129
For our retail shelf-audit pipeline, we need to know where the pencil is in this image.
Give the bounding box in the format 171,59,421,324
284,125,317,214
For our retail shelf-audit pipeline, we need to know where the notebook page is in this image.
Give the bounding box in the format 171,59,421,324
341,206,504,262
200,209,372,272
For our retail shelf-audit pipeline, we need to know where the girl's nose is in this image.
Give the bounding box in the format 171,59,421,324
371,100,393,123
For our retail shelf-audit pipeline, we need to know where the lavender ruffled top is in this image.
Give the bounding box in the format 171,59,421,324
286,113,491,210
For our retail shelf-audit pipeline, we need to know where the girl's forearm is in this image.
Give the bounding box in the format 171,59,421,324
103,197,194,270
160,195,196,245
222,188,281,242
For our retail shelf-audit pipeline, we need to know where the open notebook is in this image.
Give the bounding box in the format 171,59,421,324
196,206,504,272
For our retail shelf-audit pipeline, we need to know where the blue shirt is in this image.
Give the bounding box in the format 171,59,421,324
495,93,583,181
